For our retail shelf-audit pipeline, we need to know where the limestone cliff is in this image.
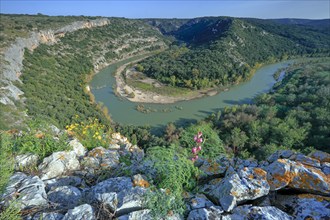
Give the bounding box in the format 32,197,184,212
0,18,110,105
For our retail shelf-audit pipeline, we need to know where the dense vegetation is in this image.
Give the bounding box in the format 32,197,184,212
138,17,330,89
19,18,165,128
206,58,330,159
1,14,329,219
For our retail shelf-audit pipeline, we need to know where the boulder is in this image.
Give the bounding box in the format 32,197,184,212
116,187,147,216
309,151,330,163
187,206,223,220
189,194,215,210
68,139,87,157
222,205,292,220
198,158,229,180
62,204,95,220
44,176,86,191
1,172,48,210
267,150,295,163
38,151,80,180
204,167,269,212
90,177,133,199
14,153,39,171
292,153,321,168
266,159,330,195
47,186,82,209
87,147,120,168
275,194,330,219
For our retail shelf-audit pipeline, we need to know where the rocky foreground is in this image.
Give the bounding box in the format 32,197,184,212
1,133,329,220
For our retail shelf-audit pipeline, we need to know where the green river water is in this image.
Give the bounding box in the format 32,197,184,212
90,57,292,129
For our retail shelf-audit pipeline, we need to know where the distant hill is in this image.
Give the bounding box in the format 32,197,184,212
138,17,330,89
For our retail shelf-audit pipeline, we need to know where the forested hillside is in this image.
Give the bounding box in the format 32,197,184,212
139,17,330,89
19,18,166,128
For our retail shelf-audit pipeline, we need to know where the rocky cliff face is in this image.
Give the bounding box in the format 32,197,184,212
1,132,329,220
0,18,110,105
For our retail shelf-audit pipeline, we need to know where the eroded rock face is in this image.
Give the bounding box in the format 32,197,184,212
38,151,80,180
204,167,269,212
62,204,95,220
222,205,293,220
1,172,48,210
275,194,330,219
266,159,330,195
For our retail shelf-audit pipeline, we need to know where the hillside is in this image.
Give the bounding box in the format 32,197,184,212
138,17,330,89
0,14,329,219
0,15,167,129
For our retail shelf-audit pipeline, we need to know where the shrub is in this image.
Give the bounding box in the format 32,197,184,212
180,122,225,159
143,145,199,217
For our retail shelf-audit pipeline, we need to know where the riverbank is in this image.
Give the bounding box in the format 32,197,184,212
114,60,226,104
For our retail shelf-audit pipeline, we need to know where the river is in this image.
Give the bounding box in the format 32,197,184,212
90,57,292,129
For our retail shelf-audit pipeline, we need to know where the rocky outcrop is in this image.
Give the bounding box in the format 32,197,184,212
203,166,270,212
1,135,329,220
0,18,110,105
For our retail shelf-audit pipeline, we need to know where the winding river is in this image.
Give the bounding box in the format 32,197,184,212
90,57,292,129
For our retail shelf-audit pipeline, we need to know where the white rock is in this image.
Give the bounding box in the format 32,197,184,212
1,173,48,210
69,139,87,157
38,151,80,180
14,153,38,171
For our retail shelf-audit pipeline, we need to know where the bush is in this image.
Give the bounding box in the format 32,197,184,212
143,145,199,217
180,122,225,159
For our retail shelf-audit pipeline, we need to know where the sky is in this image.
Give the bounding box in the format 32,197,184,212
1,0,329,19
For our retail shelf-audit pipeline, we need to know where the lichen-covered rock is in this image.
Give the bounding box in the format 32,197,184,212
266,159,330,195
222,205,292,220
198,158,228,180
266,159,292,190
267,150,295,163
62,204,95,220
27,212,64,220
116,187,147,216
189,194,215,210
14,153,39,171
48,186,82,209
69,139,87,157
87,147,119,168
38,151,80,180
132,174,150,188
292,153,321,167
44,176,86,192
204,167,269,212
322,162,330,176
1,172,48,210
187,206,223,220
275,194,330,220
309,151,330,163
